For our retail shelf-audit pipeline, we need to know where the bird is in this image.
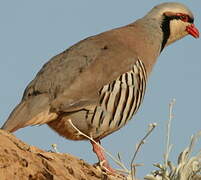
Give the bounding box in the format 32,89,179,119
1,2,199,172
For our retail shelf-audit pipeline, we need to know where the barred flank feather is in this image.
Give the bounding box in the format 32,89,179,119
89,59,147,138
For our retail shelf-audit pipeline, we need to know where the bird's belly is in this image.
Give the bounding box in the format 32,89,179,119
48,60,147,140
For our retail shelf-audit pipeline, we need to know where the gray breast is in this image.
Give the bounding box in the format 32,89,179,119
87,59,147,139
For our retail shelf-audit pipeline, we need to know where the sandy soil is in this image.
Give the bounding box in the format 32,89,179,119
0,130,125,180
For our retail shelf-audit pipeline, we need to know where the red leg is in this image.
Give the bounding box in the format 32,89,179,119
90,140,115,173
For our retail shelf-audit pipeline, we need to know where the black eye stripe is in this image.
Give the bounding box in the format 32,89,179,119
165,14,194,23
160,13,194,52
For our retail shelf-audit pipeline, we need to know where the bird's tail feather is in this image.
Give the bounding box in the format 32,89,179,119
1,94,58,132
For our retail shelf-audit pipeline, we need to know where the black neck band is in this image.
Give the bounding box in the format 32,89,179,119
160,16,171,52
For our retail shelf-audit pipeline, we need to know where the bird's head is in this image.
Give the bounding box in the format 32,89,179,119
145,2,199,51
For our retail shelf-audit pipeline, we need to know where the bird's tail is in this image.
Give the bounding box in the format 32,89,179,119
1,94,58,132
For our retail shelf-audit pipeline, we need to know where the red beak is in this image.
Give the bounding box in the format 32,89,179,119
186,24,199,38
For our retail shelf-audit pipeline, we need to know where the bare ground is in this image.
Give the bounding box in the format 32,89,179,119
0,130,125,180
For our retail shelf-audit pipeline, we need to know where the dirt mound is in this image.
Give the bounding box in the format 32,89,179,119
0,130,124,180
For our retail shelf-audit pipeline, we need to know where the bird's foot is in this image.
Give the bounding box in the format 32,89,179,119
94,161,126,179
99,160,116,173
91,140,125,177
91,140,115,173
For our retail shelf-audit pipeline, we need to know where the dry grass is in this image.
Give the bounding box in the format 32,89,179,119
145,99,201,180
145,131,201,180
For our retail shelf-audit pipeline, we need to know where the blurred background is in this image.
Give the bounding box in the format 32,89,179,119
0,0,200,178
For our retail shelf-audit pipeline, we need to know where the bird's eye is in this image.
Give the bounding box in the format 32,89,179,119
179,15,189,22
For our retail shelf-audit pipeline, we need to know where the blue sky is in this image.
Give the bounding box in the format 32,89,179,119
0,0,200,178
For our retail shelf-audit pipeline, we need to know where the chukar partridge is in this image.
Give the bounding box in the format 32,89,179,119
1,2,199,172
